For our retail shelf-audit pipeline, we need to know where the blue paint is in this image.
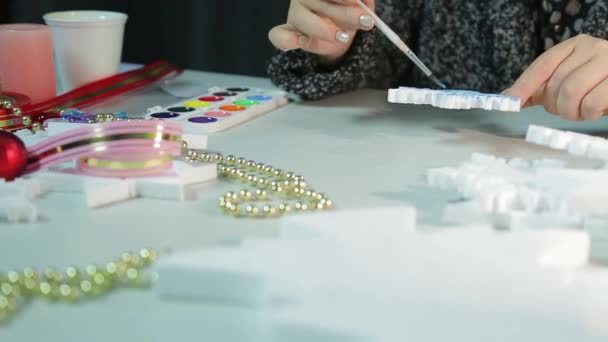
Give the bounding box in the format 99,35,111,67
247,95,273,101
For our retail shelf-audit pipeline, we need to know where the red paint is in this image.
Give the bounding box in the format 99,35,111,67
199,96,224,102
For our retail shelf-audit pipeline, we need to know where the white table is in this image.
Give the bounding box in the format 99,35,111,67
2,69,608,341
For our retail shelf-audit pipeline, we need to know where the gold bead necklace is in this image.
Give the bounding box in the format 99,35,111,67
0,249,158,324
181,142,334,218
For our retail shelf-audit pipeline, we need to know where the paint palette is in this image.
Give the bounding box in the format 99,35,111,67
145,87,289,133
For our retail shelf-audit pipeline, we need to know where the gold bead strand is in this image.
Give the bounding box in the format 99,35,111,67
0,249,159,324
189,149,334,218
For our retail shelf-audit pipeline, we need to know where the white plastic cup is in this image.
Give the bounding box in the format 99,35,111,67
43,11,128,93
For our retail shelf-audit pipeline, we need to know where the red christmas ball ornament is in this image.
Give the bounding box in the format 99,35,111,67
0,131,28,181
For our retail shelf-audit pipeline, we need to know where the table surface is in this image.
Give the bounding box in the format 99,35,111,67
2,69,608,341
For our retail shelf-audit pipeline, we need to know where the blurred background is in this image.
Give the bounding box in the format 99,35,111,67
0,0,289,77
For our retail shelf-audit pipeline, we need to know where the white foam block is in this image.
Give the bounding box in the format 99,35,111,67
156,239,352,307
425,152,600,226
572,184,608,218
568,133,593,156
0,178,44,200
36,160,217,205
532,159,566,169
157,228,593,334
155,244,276,306
388,87,521,112
36,168,136,208
526,125,554,145
266,230,597,342
37,168,86,193
135,160,217,201
84,179,136,208
135,177,195,201
182,133,208,149
0,196,38,223
587,138,608,161
526,124,608,162
585,217,608,235
548,130,574,150
490,211,582,230
426,167,459,190
279,207,417,242
589,239,608,265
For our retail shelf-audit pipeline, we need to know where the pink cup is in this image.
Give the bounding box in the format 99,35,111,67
0,24,57,104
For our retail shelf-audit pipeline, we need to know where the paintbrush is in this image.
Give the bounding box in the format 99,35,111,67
355,0,447,89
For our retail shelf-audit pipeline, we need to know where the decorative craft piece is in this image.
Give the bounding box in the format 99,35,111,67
426,152,581,211
526,124,608,161
0,120,183,181
388,87,521,112
0,249,159,323
425,123,608,229
33,159,217,208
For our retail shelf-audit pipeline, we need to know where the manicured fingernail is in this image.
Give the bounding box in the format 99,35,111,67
335,31,351,44
297,35,310,47
359,15,374,29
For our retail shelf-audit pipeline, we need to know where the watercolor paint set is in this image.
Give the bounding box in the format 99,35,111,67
145,86,289,133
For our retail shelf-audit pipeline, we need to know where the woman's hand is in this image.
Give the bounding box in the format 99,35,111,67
268,0,376,64
506,34,608,121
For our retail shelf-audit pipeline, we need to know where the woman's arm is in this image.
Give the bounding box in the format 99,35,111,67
268,0,417,100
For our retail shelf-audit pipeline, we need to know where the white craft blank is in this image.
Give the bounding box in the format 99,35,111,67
33,160,217,208
156,207,419,306
388,87,521,112
0,196,38,223
135,160,217,201
84,179,136,208
279,207,417,241
156,222,596,342
526,125,608,161
424,152,598,229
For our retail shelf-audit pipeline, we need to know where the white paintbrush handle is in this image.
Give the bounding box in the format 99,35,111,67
355,0,433,77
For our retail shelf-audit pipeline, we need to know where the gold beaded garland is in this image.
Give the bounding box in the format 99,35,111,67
21,116,31,126
0,248,158,324
179,141,334,218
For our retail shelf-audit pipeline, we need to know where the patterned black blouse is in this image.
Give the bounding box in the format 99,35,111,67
267,0,608,100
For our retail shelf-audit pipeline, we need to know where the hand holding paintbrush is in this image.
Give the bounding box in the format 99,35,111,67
269,0,376,65
269,0,445,88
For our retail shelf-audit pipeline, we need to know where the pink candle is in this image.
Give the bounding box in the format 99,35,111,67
0,24,56,104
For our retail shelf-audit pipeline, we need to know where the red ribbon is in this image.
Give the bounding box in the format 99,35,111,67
0,60,182,132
